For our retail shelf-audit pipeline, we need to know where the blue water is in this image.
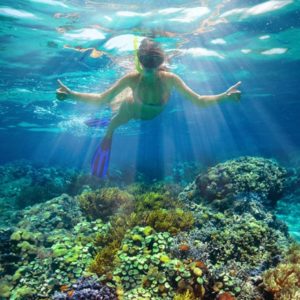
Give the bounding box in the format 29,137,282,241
1,0,300,178
1,1,300,299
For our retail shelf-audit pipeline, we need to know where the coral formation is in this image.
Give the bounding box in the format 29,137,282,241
134,191,180,212
180,156,288,207
89,190,194,276
170,200,291,298
216,292,236,300
17,194,83,232
138,208,195,235
263,244,300,300
0,194,106,299
112,226,206,299
53,276,118,300
77,187,135,221
173,289,196,300
0,156,299,300
0,228,21,277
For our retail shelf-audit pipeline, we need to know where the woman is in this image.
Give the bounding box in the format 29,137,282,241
56,38,241,177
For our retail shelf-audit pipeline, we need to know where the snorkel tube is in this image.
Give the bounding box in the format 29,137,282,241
134,36,143,73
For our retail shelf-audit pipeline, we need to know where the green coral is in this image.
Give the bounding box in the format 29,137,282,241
173,290,196,300
10,286,36,300
112,226,206,299
207,215,287,266
128,190,194,234
77,187,134,221
195,156,288,205
10,230,37,242
0,281,12,298
140,208,194,235
263,244,300,300
134,191,181,213
89,239,120,275
8,219,104,298
90,197,194,276
90,213,135,275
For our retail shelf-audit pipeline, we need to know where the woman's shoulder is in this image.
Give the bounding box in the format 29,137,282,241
122,71,140,87
159,70,176,78
125,71,140,79
159,71,178,85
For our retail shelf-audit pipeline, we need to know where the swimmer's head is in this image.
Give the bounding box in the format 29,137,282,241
138,38,165,69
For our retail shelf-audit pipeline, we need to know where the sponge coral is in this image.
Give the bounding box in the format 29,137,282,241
77,187,134,221
140,208,194,235
263,244,300,299
134,191,181,212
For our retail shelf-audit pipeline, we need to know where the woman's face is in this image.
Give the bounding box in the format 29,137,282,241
138,53,164,69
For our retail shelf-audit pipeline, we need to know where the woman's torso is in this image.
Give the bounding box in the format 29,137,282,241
130,71,172,107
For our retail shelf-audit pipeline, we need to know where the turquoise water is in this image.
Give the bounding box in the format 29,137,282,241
1,1,300,299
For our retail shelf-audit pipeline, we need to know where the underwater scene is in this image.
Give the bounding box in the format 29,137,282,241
1,0,300,299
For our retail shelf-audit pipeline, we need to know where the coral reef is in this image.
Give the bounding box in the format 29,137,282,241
77,187,135,221
0,194,107,299
263,244,300,300
4,219,105,299
170,200,291,298
139,208,195,235
17,194,83,232
53,276,118,300
89,207,195,276
180,156,288,207
133,191,181,213
0,156,299,300
112,226,206,299
89,190,194,276
0,160,80,227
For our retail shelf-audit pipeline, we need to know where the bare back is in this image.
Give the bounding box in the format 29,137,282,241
128,71,173,106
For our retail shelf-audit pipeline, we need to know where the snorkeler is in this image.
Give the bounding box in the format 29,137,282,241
56,38,241,177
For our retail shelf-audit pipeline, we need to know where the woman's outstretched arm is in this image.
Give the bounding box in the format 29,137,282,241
169,73,241,107
56,73,134,105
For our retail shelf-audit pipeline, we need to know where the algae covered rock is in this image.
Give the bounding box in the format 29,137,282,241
180,156,288,206
77,187,134,221
17,194,83,233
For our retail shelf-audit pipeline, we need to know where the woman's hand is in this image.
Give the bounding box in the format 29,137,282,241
225,81,242,102
56,79,73,101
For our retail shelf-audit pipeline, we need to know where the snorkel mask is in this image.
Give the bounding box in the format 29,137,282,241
134,37,165,71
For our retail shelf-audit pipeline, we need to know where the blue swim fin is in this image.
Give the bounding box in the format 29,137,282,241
91,137,112,178
84,118,110,128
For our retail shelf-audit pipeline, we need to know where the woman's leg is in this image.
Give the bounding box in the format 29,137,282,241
101,100,134,148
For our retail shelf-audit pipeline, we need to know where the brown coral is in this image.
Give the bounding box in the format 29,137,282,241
263,244,300,300
179,244,190,252
216,292,236,300
77,187,134,221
